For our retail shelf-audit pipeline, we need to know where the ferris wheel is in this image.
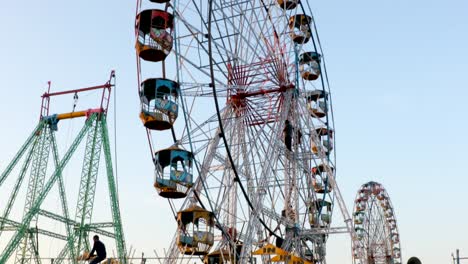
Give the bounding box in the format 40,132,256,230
134,0,344,263
352,182,402,264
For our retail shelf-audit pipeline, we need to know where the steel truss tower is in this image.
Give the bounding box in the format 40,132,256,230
0,72,127,264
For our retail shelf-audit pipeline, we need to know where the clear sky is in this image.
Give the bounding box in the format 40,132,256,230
0,1,467,264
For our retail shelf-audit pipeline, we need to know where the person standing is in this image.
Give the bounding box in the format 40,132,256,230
87,235,107,264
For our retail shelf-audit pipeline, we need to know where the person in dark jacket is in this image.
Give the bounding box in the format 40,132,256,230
407,257,422,264
283,120,293,151
87,235,107,264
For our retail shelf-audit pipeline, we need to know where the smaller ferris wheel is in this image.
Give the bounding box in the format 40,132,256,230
352,181,402,264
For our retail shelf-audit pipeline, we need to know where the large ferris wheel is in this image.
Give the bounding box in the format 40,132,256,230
352,182,402,264
134,0,355,263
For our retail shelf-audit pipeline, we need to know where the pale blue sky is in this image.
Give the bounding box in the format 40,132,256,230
0,1,467,264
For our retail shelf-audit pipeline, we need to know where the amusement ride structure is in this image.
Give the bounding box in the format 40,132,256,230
0,1,404,264
352,182,402,264
135,0,364,263
0,72,127,264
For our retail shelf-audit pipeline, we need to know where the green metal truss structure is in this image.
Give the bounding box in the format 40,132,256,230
0,113,127,264
15,122,52,264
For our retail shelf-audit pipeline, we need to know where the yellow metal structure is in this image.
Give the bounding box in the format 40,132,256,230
251,244,288,256
57,110,87,120
270,254,314,264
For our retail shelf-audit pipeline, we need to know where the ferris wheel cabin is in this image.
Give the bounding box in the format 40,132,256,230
308,199,332,227
139,78,180,130
135,9,174,62
355,197,367,212
305,89,328,118
311,127,334,155
355,226,365,240
311,164,334,193
277,0,300,10
153,147,193,199
177,206,215,256
299,52,322,81
354,211,364,225
289,14,312,44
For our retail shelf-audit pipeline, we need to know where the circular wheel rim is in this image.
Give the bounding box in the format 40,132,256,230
352,182,402,264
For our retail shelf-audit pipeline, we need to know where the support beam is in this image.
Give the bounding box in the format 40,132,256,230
37,210,115,237
15,124,52,264
0,134,39,238
0,114,96,264
74,117,103,257
50,134,77,264
0,217,68,241
101,116,127,263
0,122,44,187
